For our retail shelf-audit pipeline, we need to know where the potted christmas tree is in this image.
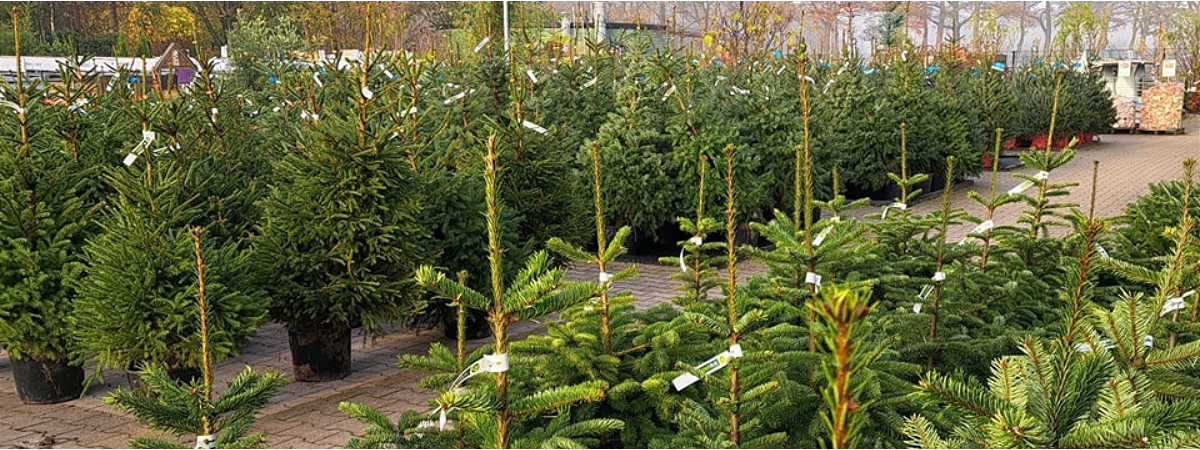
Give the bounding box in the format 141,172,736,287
253,53,430,381
73,83,266,385
0,57,95,404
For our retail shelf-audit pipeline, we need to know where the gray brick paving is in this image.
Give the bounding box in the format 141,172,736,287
1,118,1197,448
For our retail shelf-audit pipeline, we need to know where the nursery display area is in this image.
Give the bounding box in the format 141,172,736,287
4,21,1200,449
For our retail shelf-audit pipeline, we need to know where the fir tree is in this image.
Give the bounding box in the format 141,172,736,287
254,52,430,338
73,88,265,374
0,46,95,363
348,136,617,449
104,228,286,449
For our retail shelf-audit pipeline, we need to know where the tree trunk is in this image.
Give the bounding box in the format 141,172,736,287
110,2,119,35
922,6,929,49
1017,2,1028,51
1042,1,1053,55
935,1,946,46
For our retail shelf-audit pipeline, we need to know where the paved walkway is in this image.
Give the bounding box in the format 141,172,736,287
1,119,1196,448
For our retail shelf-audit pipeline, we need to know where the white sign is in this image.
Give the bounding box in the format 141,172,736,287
1118,61,1132,78
1162,59,1177,78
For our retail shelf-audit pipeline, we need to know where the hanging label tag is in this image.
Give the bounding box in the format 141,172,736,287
1162,298,1186,316
932,271,946,282
598,272,611,283
1144,335,1154,348
195,434,216,450
912,303,922,313
123,152,139,166
672,344,744,391
474,36,491,53
362,86,374,100
1034,171,1050,181
776,65,786,75
661,84,676,102
971,220,994,235
521,120,547,134
583,77,597,88
443,89,475,105
1007,180,1036,195
805,272,822,293
313,72,323,87
672,372,700,391
917,284,933,300
405,106,418,116
526,69,538,84
384,69,395,80
729,86,750,96
1094,243,1109,259
881,202,906,220
482,353,509,373
679,247,688,273
812,225,833,247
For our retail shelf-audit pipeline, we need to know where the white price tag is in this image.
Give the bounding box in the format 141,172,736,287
661,84,676,102
912,303,922,313
598,272,611,283
442,89,475,105
1144,335,1154,348
195,434,216,450
361,86,374,100
1162,298,1186,316
1007,180,1035,196
521,120,547,134
123,153,139,166
1034,171,1049,181
812,225,833,247
881,202,906,219
482,353,508,373
932,271,946,282
526,69,538,84
805,272,822,293
672,372,700,391
474,36,491,53
971,220,994,235
1094,244,1109,259
917,284,933,300
582,77,597,88
312,72,323,87
672,345,744,391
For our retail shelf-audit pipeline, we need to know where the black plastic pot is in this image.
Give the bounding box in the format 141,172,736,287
12,355,85,404
288,327,352,382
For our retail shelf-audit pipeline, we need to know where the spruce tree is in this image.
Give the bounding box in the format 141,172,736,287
0,49,94,365
254,52,430,341
105,228,286,449
73,85,265,375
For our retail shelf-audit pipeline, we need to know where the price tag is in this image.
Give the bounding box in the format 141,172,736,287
812,225,834,247
521,120,547,134
672,344,743,391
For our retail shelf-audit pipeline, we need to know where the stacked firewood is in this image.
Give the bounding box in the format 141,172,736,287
1140,82,1185,132
1111,96,1140,129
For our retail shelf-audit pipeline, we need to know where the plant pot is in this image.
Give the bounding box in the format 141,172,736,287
11,355,85,404
288,327,352,382
868,183,904,202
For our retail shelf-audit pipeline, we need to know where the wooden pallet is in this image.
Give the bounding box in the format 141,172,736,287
1136,127,1186,135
